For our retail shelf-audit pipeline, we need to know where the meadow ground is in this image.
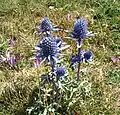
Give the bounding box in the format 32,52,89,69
0,0,120,114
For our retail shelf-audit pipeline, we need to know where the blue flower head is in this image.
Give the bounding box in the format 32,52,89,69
37,37,59,61
39,17,60,34
82,51,93,62
34,36,70,65
71,55,80,63
40,17,53,32
71,18,94,39
70,50,93,68
56,66,66,80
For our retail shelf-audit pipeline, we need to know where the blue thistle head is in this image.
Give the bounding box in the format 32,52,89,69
40,17,53,32
71,55,80,63
56,66,66,80
71,18,94,39
70,50,93,68
35,36,70,61
36,37,59,62
82,51,93,62
34,36,69,66
38,17,61,34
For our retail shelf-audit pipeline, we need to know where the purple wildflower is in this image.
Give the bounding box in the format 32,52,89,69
0,52,16,66
9,38,16,47
111,57,120,64
9,55,16,65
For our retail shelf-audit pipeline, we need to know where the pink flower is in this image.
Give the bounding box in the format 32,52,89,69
33,59,41,68
111,57,119,64
9,38,16,47
0,52,16,66
65,13,73,21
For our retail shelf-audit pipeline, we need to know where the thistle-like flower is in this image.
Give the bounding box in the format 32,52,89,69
70,17,94,80
34,36,69,66
71,18,94,40
56,66,66,80
71,55,80,64
71,51,93,67
36,37,58,62
82,51,93,62
38,17,60,35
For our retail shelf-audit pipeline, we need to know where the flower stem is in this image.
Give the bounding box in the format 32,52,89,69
51,59,59,103
51,59,56,82
77,39,82,81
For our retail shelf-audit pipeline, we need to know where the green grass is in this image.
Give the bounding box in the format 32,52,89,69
106,70,120,86
0,0,120,114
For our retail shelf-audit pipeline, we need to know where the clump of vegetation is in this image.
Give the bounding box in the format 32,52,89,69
25,16,94,114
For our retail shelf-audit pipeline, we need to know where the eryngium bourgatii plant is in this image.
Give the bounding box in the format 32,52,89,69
70,17,94,80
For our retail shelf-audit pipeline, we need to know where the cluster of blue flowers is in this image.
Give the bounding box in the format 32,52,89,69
70,17,94,80
0,16,94,80
35,17,70,81
26,17,95,113
71,50,93,64
34,17,94,81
